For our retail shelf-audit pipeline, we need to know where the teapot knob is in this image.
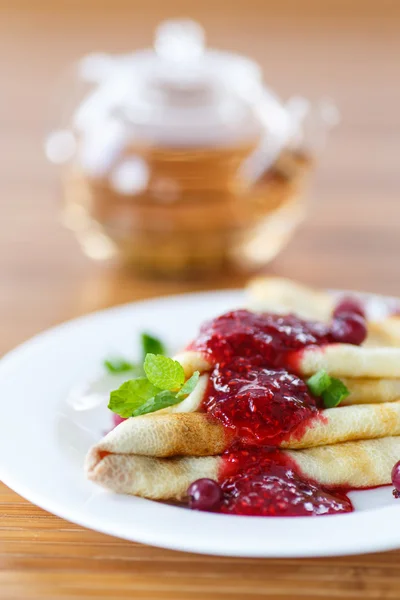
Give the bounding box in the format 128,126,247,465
154,19,205,64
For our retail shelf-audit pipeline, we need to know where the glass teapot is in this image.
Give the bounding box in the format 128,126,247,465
45,19,338,279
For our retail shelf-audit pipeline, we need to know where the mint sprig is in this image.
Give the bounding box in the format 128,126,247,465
322,378,350,408
108,353,200,418
144,354,185,390
306,369,332,397
307,369,350,408
132,390,182,417
104,332,166,374
141,332,166,357
109,378,160,418
176,371,200,399
104,358,139,374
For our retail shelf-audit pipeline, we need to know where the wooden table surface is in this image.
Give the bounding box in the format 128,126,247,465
1,1,400,598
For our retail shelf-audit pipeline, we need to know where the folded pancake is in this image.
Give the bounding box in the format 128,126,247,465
175,346,400,380
161,374,400,408
368,317,400,347
149,368,400,412
85,413,233,464
174,351,212,378
86,436,400,500
289,436,400,488
173,354,400,412
281,401,400,449
245,276,400,348
86,401,400,466
293,345,400,378
87,454,219,500
342,378,400,405
245,276,333,322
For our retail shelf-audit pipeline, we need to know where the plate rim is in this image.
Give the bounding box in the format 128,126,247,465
1,287,400,558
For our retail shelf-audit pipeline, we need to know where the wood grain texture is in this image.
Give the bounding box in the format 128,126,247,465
1,0,400,598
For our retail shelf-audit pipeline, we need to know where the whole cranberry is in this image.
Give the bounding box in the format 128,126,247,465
333,297,366,319
392,461,400,496
188,478,223,512
112,413,126,428
331,312,367,345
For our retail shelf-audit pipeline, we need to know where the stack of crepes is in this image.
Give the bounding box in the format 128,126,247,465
85,278,400,502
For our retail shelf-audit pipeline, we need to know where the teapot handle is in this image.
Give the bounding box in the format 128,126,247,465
285,96,340,155
241,95,340,185
240,89,292,184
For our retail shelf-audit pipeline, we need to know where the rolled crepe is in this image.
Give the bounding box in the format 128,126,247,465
87,454,219,500
245,276,400,349
85,413,234,464
155,372,400,413
281,401,400,449
86,401,400,463
342,378,400,405
245,276,333,322
288,436,400,488
292,345,400,379
368,317,400,348
86,437,400,500
176,346,400,380
173,356,400,409
174,351,212,378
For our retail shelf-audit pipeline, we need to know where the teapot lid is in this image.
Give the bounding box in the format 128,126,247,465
73,19,291,149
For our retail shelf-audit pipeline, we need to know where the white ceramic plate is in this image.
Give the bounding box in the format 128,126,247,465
1,290,400,557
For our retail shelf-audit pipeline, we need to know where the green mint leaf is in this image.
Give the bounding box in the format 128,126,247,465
307,369,332,397
132,389,182,417
176,371,200,399
141,332,166,358
104,358,137,374
322,378,350,408
307,369,350,408
108,377,161,418
144,353,185,391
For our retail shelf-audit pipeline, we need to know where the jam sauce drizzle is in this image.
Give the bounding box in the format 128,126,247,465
219,446,353,516
189,309,359,516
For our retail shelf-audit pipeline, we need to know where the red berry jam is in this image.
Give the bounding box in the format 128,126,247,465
191,310,335,367
190,310,334,445
187,309,364,517
205,358,320,446
219,446,353,516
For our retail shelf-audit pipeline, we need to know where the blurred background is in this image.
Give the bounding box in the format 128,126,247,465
1,0,399,355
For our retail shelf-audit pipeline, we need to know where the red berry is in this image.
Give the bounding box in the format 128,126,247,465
331,312,367,345
112,413,126,428
391,460,400,492
188,478,223,512
333,297,365,319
